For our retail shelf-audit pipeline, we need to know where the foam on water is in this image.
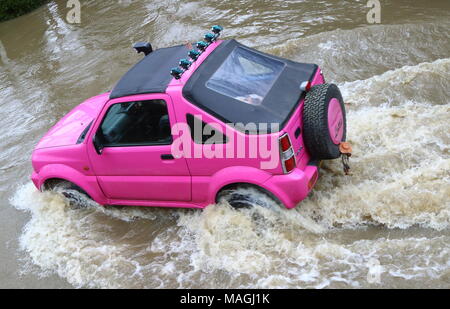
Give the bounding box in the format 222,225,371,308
340,58,450,108
11,53,450,288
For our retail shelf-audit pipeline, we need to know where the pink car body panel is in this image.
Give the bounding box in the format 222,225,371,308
328,98,344,145
31,40,325,209
35,93,108,149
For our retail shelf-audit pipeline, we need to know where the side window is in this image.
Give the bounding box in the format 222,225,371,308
99,99,172,146
186,114,228,144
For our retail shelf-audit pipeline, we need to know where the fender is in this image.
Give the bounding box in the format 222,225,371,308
37,164,107,205
206,166,284,205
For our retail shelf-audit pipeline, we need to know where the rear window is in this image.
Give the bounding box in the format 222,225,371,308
206,47,285,106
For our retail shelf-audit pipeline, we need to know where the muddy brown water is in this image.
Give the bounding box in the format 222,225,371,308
0,0,449,288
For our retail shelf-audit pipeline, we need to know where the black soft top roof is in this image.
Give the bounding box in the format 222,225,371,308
110,44,188,99
183,39,318,129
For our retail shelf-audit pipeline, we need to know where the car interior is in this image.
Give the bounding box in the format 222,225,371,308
99,99,172,146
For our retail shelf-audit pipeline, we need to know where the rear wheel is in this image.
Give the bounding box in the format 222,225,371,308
217,185,281,210
303,83,347,160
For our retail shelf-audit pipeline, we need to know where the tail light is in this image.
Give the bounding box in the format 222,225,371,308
300,81,312,92
279,134,296,174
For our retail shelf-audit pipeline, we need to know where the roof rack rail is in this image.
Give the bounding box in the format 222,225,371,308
170,25,223,80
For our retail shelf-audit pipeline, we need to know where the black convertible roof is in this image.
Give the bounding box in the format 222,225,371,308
110,39,318,131
110,44,188,99
183,39,318,129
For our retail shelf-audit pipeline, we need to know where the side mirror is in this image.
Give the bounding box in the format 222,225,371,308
93,134,104,155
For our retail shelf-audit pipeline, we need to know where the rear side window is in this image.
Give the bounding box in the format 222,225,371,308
99,99,172,147
186,114,228,144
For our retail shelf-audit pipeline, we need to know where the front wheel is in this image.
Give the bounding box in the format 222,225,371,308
44,180,92,208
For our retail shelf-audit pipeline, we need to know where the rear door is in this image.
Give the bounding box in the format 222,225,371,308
87,94,191,202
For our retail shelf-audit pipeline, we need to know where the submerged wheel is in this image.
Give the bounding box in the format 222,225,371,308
44,180,91,207
303,83,347,160
216,186,281,210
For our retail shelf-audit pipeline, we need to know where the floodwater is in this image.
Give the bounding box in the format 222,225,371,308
0,0,449,288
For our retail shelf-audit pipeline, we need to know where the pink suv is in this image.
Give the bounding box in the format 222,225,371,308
31,26,347,209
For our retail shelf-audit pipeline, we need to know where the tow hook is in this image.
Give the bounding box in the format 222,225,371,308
339,142,352,175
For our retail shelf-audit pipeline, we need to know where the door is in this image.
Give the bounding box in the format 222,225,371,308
87,94,191,202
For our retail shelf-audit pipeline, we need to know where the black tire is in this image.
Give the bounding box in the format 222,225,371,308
45,180,91,207
217,186,281,210
303,83,347,160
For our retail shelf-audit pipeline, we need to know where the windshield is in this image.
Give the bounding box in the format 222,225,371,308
206,47,285,106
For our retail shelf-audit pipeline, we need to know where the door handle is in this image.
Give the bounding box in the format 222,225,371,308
161,154,175,160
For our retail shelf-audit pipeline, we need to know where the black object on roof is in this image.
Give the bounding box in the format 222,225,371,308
183,40,318,131
110,44,188,99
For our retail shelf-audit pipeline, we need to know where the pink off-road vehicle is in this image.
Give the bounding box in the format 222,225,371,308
31,26,348,209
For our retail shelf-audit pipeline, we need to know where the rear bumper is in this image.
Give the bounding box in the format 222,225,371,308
263,165,318,209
